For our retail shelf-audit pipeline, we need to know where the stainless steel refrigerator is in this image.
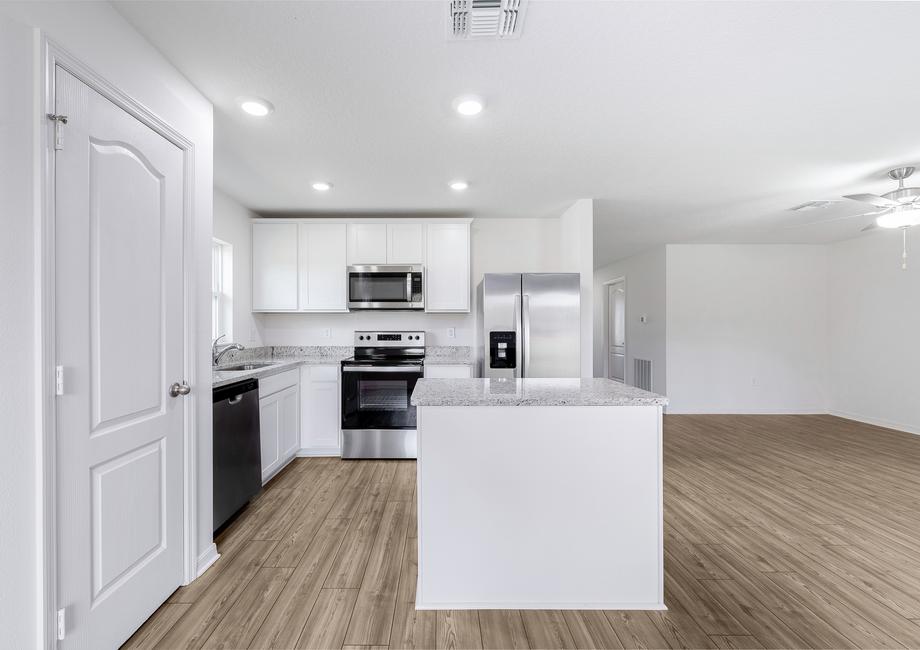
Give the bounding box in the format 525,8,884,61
479,273,581,379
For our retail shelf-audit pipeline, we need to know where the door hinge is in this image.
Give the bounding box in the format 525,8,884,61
56,608,66,641
47,113,68,151
55,365,64,396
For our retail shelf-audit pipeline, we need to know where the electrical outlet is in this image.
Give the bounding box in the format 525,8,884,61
322,328,332,338
447,327,456,339
249,326,257,343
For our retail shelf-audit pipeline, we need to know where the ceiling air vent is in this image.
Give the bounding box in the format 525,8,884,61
448,0,528,40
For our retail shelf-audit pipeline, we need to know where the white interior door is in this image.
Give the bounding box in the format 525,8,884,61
607,282,626,382
54,66,186,649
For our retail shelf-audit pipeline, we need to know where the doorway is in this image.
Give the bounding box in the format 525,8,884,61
606,280,626,382
50,62,190,648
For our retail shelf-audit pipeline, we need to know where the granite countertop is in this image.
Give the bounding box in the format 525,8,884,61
411,377,668,407
212,346,352,389
212,345,475,388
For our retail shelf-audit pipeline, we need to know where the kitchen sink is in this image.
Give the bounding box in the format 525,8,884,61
215,361,277,372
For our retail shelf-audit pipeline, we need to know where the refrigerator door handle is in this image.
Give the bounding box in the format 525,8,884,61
513,293,522,378
521,293,531,377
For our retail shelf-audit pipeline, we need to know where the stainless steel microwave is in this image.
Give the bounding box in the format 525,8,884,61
347,265,424,310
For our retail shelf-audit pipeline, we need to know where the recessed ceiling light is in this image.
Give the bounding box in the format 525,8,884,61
453,96,484,116
449,180,469,191
237,97,274,117
312,181,332,192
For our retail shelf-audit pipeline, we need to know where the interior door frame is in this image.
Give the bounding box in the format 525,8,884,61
39,38,200,647
602,276,627,381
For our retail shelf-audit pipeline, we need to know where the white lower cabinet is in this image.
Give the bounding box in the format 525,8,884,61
424,364,473,379
300,365,341,455
259,372,300,484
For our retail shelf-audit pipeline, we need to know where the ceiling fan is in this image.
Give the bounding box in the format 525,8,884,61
792,167,918,269
844,166,920,232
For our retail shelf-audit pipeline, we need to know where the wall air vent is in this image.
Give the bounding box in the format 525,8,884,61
634,358,653,392
448,0,528,40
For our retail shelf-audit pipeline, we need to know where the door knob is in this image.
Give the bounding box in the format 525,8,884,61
169,382,191,397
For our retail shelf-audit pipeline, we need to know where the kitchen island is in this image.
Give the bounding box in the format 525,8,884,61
410,377,668,610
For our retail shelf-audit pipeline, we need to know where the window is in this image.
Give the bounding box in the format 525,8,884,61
211,238,233,341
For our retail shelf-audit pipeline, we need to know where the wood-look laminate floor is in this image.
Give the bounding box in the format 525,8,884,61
125,414,920,649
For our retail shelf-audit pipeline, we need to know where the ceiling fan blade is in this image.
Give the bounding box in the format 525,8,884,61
843,193,900,208
784,210,885,229
861,222,878,232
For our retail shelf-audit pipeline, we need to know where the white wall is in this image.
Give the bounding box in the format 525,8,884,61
256,217,563,349
593,247,668,396
0,4,213,646
558,200,594,377
828,232,920,433
214,188,262,346
666,245,828,414
0,13,39,649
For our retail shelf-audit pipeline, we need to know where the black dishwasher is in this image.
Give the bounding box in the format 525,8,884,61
212,378,262,532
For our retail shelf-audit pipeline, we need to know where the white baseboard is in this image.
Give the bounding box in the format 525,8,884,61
828,410,920,436
297,446,341,457
196,543,220,579
666,408,826,415
415,600,667,611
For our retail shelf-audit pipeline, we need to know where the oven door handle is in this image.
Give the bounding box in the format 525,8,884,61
342,366,423,373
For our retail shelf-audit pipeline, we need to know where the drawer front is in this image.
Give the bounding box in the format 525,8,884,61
259,368,300,397
310,365,339,381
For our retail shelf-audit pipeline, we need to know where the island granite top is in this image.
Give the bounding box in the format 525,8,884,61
411,377,668,407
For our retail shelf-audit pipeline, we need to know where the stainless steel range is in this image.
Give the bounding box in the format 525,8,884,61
340,331,425,459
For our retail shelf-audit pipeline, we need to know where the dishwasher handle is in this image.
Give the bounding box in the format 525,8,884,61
213,377,259,403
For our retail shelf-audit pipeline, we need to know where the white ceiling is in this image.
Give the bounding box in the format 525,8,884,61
114,1,920,267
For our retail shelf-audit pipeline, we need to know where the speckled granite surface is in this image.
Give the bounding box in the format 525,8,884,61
212,346,352,388
411,378,668,407
424,346,474,365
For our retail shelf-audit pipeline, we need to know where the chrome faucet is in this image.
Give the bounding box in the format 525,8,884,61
212,334,244,366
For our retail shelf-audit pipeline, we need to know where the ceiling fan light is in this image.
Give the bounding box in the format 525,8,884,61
876,208,920,229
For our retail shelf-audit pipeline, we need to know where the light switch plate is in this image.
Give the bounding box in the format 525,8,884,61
447,327,456,339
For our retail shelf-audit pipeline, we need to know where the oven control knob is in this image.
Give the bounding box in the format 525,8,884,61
358,335,364,340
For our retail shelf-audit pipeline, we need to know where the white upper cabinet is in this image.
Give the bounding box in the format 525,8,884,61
253,219,470,313
426,222,471,312
387,223,426,264
252,222,298,311
299,223,347,311
347,223,387,265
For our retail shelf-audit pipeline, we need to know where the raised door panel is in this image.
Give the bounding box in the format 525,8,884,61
300,366,341,453
259,396,282,482
347,223,387,265
252,222,298,311
311,380,341,449
278,385,300,461
387,223,425,264
426,223,470,312
54,67,184,649
300,223,347,311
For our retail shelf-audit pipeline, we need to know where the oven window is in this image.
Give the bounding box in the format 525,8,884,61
359,380,409,411
349,273,408,302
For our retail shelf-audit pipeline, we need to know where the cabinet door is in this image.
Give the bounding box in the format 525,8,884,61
252,222,298,311
387,223,425,264
278,384,300,461
347,223,387,265
424,364,473,379
299,223,347,311
300,365,341,454
259,395,282,482
426,223,470,312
